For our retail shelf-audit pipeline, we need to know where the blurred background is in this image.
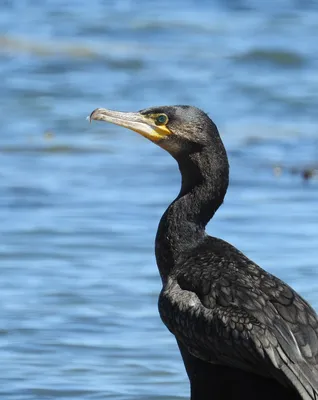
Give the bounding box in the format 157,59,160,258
1,0,318,399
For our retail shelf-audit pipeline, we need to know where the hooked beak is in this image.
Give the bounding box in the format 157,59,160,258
89,108,171,142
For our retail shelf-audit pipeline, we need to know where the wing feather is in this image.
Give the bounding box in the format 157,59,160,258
159,237,318,400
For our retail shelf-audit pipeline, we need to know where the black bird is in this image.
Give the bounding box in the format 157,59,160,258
90,105,318,400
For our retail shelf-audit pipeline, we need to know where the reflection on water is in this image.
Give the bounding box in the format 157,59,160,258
1,1,318,399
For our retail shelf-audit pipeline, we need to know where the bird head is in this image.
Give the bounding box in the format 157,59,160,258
89,105,220,157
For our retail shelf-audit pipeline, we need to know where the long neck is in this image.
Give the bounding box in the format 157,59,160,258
155,141,229,283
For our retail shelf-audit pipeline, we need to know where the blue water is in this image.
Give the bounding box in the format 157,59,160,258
1,1,318,399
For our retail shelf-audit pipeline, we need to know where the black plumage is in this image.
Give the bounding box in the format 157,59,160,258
90,105,318,400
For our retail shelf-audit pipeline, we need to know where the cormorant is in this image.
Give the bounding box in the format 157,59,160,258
90,105,318,400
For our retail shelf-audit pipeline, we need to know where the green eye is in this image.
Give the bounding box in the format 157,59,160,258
155,114,168,125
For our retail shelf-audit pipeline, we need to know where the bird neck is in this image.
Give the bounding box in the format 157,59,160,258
155,143,229,283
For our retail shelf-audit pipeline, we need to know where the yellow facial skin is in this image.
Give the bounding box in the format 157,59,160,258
89,108,172,142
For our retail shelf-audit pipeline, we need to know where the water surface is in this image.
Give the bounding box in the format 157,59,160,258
1,1,318,399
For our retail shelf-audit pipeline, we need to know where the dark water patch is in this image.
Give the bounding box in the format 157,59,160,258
25,388,99,397
4,185,50,197
106,57,144,71
233,48,306,68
